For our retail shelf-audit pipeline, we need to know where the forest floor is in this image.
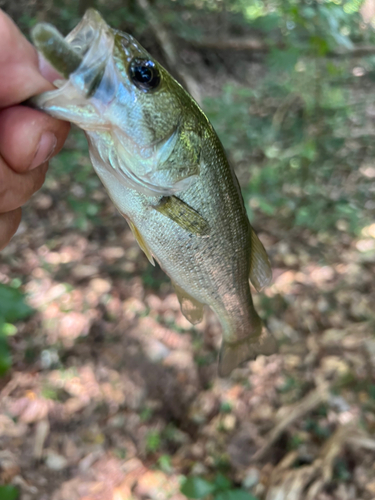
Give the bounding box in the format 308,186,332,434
1,26,375,500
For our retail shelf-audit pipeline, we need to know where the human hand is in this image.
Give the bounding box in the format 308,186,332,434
0,10,70,250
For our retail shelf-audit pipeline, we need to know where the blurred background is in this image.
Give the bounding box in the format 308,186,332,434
1,0,375,499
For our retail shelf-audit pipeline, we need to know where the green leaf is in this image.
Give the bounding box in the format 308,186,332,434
145,430,161,453
267,48,299,72
257,199,276,216
215,490,258,500
309,36,330,56
331,32,353,50
0,284,34,323
181,477,216,499
1,323,17,336
0,334,12,376
0,485,20,500
214,474,232,491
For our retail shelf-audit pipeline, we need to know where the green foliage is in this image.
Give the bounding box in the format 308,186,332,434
198,0,373,238
303,416,331,440
141,263,170,291
0,284,35,376
288,433,305,450
181,474,259,499
146,429,161,453
140,406,154,422
158,454,172,473
333,457,352,481
181,477,215,499
204,62,372,236
220,401,233,413
216,492,257,500
47,129,104,231
0,485,20,500
0,284,34,323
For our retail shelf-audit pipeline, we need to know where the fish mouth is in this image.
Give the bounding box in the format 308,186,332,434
32,9,115,99
61,9,116,99
65,9,110,59
31,10,194,198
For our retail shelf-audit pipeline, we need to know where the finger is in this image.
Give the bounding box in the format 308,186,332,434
0,208,22,250
0,10,55,107
0,159,48,213
0,105,70,174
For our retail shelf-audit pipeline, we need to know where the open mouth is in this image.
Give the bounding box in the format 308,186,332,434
31,9,113,97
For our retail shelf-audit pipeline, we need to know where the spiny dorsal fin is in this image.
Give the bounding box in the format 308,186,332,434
172,281,205,325
154,196,209,236
126,218,155,266
249,227,272,292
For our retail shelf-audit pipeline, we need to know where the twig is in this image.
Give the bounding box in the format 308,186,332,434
347,435,375,451
251,383,329,462
33,419,50,460
136,0,201,104
184,36,375,58
188,36,272,52
266,422,371,500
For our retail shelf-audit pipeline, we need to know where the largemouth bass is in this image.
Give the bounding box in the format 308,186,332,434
31,9,277,375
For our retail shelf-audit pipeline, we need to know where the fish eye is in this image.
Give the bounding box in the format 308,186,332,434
129,58,161,91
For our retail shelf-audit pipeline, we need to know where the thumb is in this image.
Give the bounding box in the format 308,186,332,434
0,10,55,107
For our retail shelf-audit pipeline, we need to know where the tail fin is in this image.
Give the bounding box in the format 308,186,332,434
218,326,277,377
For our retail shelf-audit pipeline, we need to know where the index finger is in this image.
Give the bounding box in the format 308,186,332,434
0,10,54,107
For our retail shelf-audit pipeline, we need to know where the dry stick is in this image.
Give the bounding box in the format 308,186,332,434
135,0,201,104
347,435,375,451
33,420,50,460
188,37,273,53
185,36,375,58
306,424,373,499
251,382,329,462
266,422,375,500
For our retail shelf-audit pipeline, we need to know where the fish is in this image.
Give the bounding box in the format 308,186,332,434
30,9,277,376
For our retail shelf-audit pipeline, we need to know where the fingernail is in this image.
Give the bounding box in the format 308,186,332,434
30,132,57,170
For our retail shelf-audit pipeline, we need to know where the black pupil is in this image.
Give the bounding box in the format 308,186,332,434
130,59,160,91
135,66,153,83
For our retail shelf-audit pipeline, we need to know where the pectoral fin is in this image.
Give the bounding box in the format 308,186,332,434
154,196,209,236
249,227,272,292
126,219,155,266
172,281,205,325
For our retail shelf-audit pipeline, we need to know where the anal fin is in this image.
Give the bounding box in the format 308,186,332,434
126,218,155,266
249,227,272,292
154,196,209,236
172,281,205,325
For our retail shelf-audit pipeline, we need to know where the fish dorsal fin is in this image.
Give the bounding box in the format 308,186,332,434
249,227,272,292
154,196,209,236
126,218,155,266
172,281,205,325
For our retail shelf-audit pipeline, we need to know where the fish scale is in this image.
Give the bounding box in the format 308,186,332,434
31,9,277,376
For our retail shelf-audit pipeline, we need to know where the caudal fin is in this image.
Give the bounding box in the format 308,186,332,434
218,327,277,377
